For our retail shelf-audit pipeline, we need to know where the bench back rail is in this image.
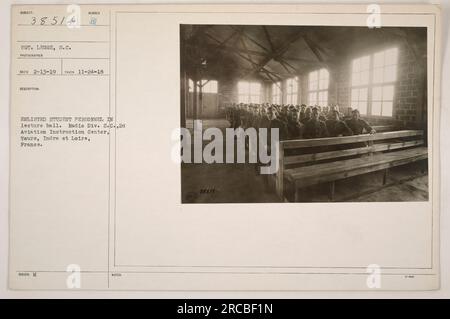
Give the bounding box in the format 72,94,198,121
274,130,425,199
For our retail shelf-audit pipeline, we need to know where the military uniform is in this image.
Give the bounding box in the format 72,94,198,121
269,118,288,141
345,118,374,135
232,107,240,129
303,118,329,139
300,115,311,125
325,119,353,137
287,119,304,139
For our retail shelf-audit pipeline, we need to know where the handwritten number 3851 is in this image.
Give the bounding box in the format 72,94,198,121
30,16,67,26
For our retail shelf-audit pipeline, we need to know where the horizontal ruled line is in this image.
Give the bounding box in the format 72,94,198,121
17,24,110,27
16,74,110,77
15,270,438,276
17,57,110,60
17,40,109,43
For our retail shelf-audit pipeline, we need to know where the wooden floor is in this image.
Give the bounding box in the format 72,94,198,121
181,160,428,203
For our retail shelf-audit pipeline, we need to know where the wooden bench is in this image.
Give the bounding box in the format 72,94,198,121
372,124,400,132
274,130,427,202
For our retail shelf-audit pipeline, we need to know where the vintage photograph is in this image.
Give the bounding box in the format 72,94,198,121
7,3,442,293
180,25,428,203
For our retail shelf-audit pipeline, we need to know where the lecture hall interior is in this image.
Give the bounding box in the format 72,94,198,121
179,25,428,203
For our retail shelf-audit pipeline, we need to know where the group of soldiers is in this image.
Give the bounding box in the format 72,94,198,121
225,103,376,140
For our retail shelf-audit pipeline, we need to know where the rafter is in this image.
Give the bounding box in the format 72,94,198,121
240,35,281,84
262,26,299,76
205,31,283,81
279,59,300,73
281,55,320,63
229,25,271,53
302,34,327,64
262,26,275,52
198,41,267,57
242,30,306,79
278,60,294,74
188,25,212,42
200,26,305,80
205,30,240,58
239,52,283,81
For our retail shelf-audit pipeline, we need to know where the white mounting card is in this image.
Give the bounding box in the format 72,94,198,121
9,3,441,291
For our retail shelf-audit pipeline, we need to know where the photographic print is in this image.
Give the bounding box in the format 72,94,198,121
180,25,428,203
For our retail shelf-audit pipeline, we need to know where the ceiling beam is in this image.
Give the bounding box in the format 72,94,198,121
188,25,212,42
281,55,321,63
262,26,275,52
242,30,306,79
279,59,300,73
262,26,299,76
204,30,240,57
240,36,281,84
278,60,295,74
199,41,267,57
229,25,271,53
302,34,327,64
204,31,283,81
238,51,283,80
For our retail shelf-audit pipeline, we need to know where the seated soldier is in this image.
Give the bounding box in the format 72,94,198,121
287,108,304,139
345,109,376,135
328,104,336,111
267,107,288,141
318,107,327,122
255,107,266,130
300,106,312,124
303,107,329,139
321,105,329,118
279,105,289,124
259,107,270,131
240,104,250,129
327,104,344,120
326,110,353,137
232,104,241,129
225,104,232,123
252,105,259,127
299,104,306,122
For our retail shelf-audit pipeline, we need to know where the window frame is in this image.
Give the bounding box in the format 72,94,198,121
238,81,261,104
188,79,195,93
286,77,298,105
350,47,398,118
189,79,219,94
272,82,282,104
200,79,218,94
308,69,329,106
